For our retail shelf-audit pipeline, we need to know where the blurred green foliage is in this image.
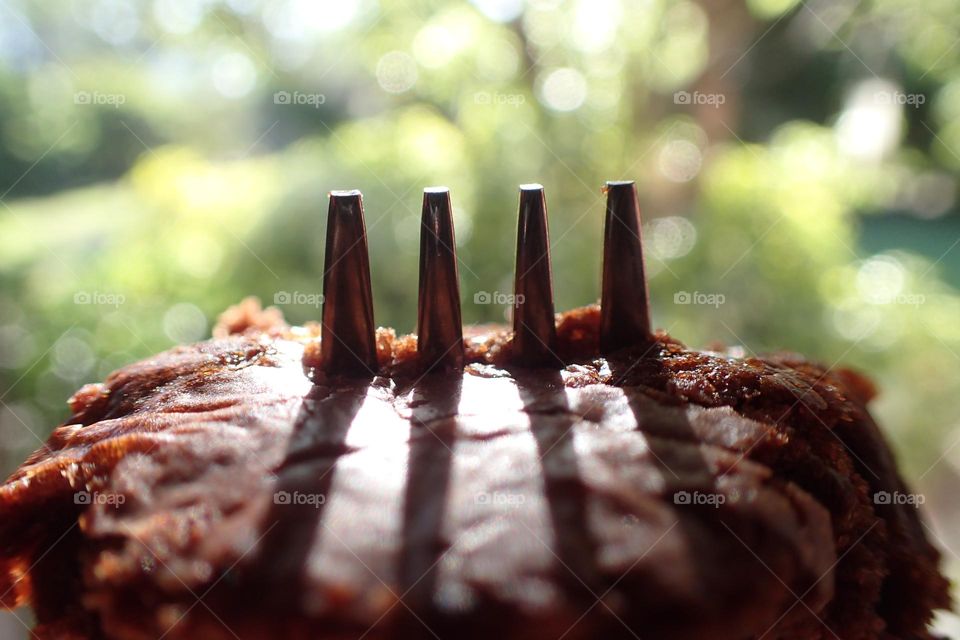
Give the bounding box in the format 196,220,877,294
1,2,960,604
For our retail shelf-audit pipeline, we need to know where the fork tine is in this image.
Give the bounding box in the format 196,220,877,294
512,184,561,366
600,180,652,353
319,190,379,376
417,187,465,372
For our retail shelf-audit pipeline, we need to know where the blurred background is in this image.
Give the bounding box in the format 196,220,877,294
1,0,959,636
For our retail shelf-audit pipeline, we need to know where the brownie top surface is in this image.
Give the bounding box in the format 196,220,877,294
0,302,947,640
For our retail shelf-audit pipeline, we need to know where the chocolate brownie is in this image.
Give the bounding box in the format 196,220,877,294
0,182,949,639
0,301,948,639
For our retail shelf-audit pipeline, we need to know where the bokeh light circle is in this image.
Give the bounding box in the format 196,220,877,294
537,68,587,112
376,51,418,94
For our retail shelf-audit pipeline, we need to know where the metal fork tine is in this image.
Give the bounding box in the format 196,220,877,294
600,180,651,353
417,187,464,372
320,190,379,376
513,184,561,366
